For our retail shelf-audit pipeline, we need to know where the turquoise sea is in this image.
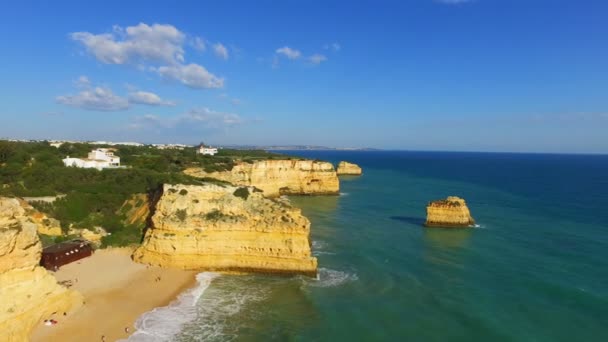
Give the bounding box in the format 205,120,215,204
128,151,608,342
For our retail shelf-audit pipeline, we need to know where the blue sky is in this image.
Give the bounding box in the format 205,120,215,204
0,0,607,153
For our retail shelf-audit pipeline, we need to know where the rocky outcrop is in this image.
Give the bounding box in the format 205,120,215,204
336,161,362,175
17,199,62,236
0,197,83,341
69,226,108,246
133,184,317,276
184,159,339,197
425,196,475,227
119,193,150,228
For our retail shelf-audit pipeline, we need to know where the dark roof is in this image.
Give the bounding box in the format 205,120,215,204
42,239,91,254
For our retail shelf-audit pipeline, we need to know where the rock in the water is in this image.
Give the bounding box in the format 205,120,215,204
184,159,339,197
133,184,318,276
0,197,83,341
425,196,475,227
336,161,362,175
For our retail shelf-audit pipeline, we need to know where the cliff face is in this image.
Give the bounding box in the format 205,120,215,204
120,193,150,227
336,161,362,175
17,199,62,236
425,196,475,227
0,198,83,341
184,159,339,197
133,184,317,276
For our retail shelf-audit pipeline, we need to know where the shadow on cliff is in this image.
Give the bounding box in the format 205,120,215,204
140,185,165,243
390,216,425,226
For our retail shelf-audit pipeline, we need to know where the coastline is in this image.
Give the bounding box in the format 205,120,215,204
30,247,197,342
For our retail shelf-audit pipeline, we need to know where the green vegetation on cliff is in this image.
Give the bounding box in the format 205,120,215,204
0,140,291,247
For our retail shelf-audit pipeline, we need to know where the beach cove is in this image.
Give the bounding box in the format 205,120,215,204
30,248,197,342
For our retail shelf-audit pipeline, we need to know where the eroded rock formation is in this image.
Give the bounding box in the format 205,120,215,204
336,161,362,175
0,197,83,341
133,184,317,276
425,196,475,227
17,199,62,236
184,159,339,197
120,193,150,227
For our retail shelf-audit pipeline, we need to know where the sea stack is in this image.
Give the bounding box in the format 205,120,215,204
0,197,83,341
425,196,475,227
336,161,362,176
133,184,318,277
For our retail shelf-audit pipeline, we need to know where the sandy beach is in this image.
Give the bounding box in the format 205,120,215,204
30,247,197,342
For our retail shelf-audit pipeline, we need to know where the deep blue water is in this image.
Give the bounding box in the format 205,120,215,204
145,151,608,341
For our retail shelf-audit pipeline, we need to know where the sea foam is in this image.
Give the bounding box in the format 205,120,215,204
305,267,358,288
121,272,219,342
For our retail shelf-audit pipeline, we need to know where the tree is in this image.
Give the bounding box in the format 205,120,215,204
0,141,15,163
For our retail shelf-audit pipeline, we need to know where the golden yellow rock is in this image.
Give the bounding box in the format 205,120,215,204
0,197,83,342
17,199,62,236
77,227,108,245
133,184,318,276
425,196,475,227
336,161,363,175
184,159,339,197
119,193,150,227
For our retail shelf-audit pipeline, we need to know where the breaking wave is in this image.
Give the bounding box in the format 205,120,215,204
122,272,219,342
305,268,358,288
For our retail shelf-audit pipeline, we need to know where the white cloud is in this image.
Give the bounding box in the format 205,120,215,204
213,43,229,60
56,87,130,111
129,107,244,131
324,43,341,52
218,93,241,105
309,54,327,65
128,91,175,106
71,23,185,65
191,36,206,51
181,108,243,126
276,46,301,60
75,75,91,88
156,63,224,89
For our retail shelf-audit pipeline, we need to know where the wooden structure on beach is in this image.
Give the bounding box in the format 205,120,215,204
40,239,93,271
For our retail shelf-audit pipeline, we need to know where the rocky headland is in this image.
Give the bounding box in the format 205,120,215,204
0,197,83,341
336,161,362,175
425,196,475,227
184,159,339,197
133,184,318,276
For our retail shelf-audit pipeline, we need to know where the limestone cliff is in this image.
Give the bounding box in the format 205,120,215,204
17,199,62,236
425,196,475,227
184,159,339,197
336,161,362,175
0,198,83,341
133,184,317,276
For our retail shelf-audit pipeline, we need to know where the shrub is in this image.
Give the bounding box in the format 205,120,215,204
100,226,142,248
176,209,187,221
121,203,133,213
233,187,249,200
179,189,188,196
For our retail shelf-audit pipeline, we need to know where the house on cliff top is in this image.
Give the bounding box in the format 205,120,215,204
62,148,122,170
197,144,218,156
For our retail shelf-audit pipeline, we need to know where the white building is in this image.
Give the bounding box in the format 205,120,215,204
62,148,121,170
197,145,218,156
